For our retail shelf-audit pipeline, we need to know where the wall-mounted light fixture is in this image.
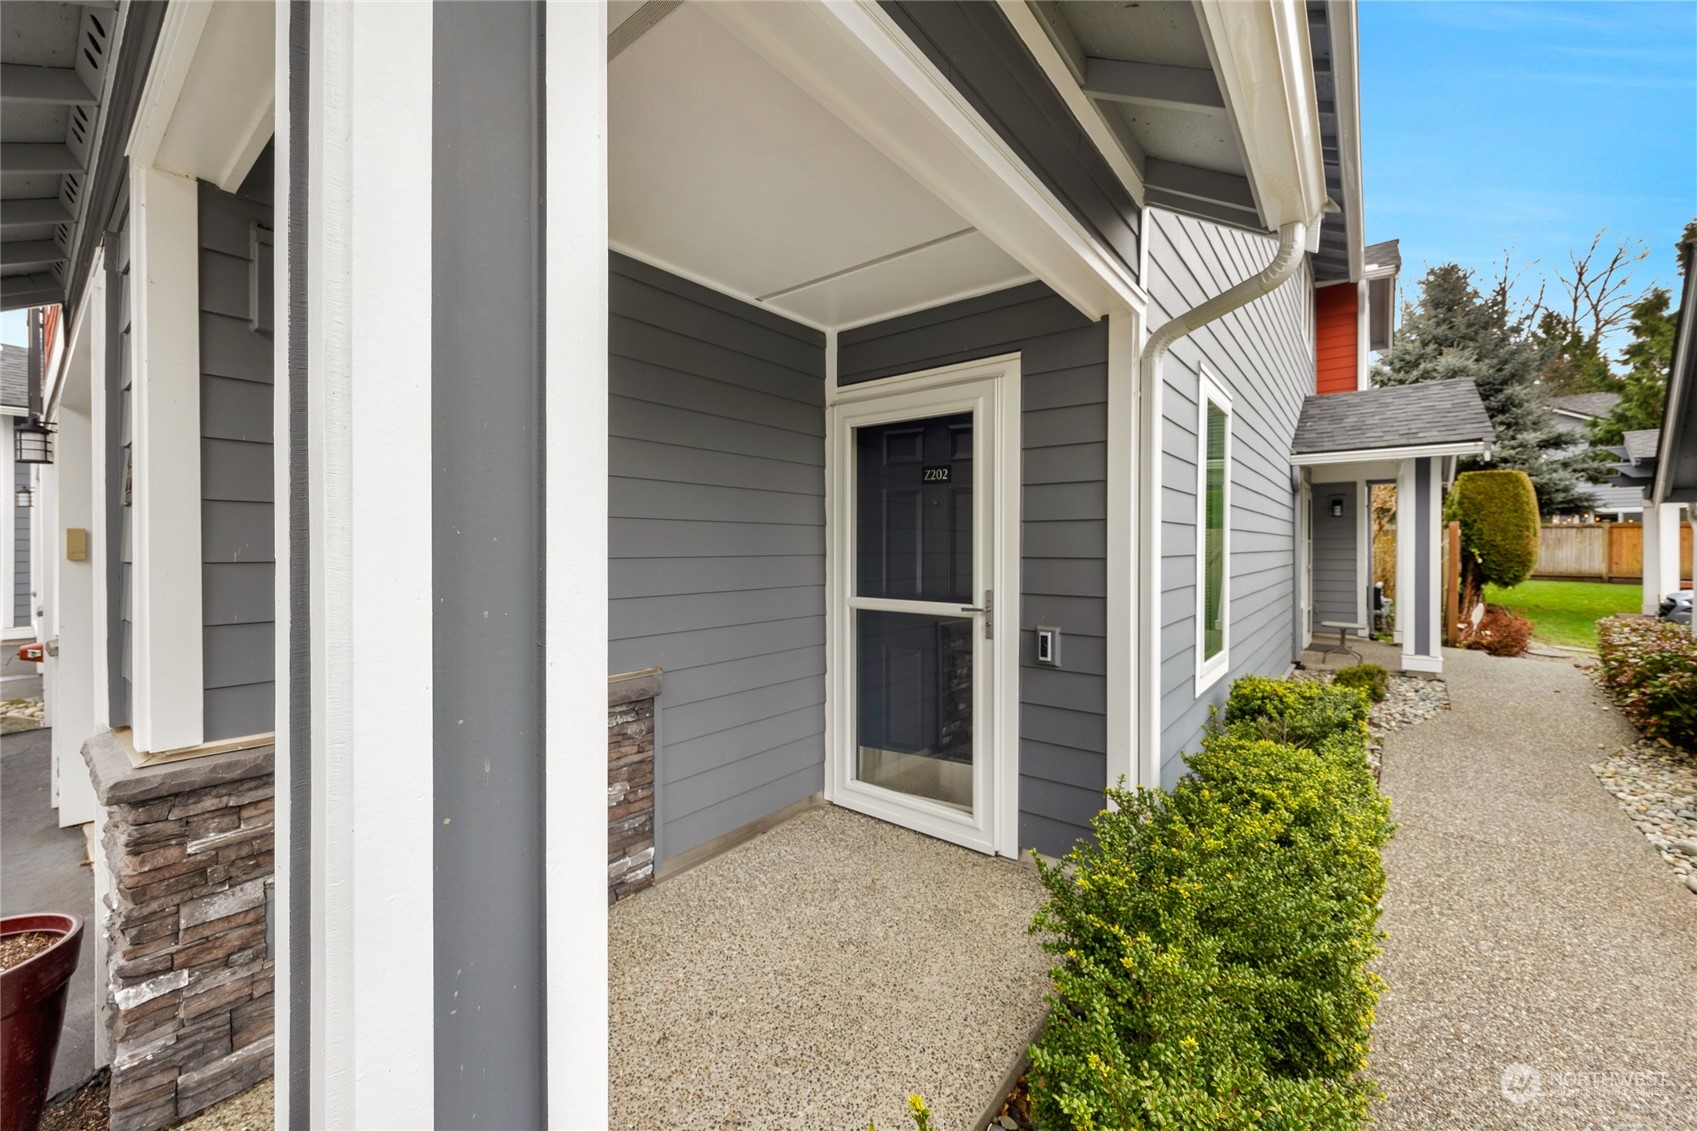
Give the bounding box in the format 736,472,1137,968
15,485,33,509
14,419,54,464
1330,496,1344,518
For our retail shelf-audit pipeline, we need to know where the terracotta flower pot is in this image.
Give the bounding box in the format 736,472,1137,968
1,914,84,1131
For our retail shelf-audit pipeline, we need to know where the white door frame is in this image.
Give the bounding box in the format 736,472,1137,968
825,354,1021,858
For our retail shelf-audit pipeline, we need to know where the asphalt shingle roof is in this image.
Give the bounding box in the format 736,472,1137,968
1622,429,1660,462
1549,392,1621,418
1,343,27,413
1292,379,1495,457
1363,239,1402,273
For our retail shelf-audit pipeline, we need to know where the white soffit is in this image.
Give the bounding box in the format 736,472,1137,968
609,3,1030,329
151,0,274,192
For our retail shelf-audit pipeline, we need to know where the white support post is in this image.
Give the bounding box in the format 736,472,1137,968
1105,307,1138,793
1642,503,1663,616
51,399,98,827
544,2,610,1125
1400,457,1443,674
129,162,204,754
1645,502,1682,616
305,4,435,1126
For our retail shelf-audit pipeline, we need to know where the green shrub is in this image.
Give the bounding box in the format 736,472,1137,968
1596,616,1697,750
1332,664,1389,702
1027,679,1391,1131
1445,470,1540,589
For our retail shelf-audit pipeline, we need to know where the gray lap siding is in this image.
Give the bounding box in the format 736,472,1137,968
608,253,828,866
837,282,1110,859
1146,211,1316,787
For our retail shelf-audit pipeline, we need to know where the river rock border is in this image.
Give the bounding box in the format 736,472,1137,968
1591,739,1697,895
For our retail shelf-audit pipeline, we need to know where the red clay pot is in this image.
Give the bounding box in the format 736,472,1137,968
1,914,84,1131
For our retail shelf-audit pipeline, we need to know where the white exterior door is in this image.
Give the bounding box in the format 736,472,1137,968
827,359,1019,856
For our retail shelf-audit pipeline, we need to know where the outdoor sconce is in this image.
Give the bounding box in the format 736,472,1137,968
1330,496,1344,518
14,418,54,464
15,485,32,510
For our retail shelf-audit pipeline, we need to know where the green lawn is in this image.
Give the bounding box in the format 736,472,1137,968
1483,579,1641,650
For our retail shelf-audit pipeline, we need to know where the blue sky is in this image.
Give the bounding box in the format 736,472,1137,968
1359,0,1697,338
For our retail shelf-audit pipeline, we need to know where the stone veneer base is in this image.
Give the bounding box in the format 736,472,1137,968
609,670,659,904
83,731,275,1131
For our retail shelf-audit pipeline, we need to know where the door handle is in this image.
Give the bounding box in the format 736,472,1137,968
959,590,993,639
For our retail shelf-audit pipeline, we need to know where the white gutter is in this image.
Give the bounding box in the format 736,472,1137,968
1136,218,1308,789
1291,439,1491,466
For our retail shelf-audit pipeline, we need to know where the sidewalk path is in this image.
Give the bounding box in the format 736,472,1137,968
1372,648,1697,1129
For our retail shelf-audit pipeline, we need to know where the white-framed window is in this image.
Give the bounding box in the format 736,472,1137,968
1195,370,1231,691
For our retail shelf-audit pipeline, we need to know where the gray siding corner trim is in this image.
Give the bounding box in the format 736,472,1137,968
199,160,276,742
12,458,28,626
1145,210,1316,787
609,252,828,867
432,4,546,1125
840,281,1110,859
879,1,1139,284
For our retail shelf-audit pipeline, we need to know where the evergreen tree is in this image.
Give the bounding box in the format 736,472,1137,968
1372,264,1595,513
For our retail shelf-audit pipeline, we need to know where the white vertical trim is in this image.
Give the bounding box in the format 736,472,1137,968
1355,279,1370,390
543,2,610,1126
1396,460,1417,667
307,4,435,1125
1105,308,1137,792
822,329,839,807
1193,368,1231,693
1354,475,1370,635
86,254,112,731
129,162,204,754
270,0,293,1123
1422,461,1442,669
51,400,98,827
1137,226,1163,790
1645,502,1682,615
1,422,12,631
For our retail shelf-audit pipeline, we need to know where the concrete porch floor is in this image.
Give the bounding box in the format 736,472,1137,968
1,727,98,1099
1301,633,1413,673
610,804,1053,1131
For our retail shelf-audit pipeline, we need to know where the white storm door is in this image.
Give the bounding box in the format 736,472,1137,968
828,371,1010,856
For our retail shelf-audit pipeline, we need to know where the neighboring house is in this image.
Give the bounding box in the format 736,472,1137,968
1549,391,1644,520
2,343,35,642
1,2,1489,1127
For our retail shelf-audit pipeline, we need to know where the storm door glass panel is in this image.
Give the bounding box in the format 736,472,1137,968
853,412,974,812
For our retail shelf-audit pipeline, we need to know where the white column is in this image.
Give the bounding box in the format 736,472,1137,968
51,400,98,826
305,4,435,1126
129,162,204,753
1645,502,1682,615
544,2,610,1125
1105,307,1138,793
1642,503,1663,616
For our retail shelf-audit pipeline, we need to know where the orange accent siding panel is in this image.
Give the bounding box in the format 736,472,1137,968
1315,284,1359,395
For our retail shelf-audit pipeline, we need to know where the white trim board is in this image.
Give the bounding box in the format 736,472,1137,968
1291,440,1489,466
825,354,1022,858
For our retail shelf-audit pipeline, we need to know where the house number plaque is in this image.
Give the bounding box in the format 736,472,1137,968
921,465,951,483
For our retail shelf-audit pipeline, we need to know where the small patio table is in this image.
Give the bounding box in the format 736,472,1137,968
1315,620,1366,666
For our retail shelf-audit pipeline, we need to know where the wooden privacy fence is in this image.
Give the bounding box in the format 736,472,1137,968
1534,522,1694,583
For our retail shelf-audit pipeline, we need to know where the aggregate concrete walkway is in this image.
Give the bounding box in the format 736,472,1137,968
1,727,99,1099
1373,648,1697,1129
610,805,1051,1131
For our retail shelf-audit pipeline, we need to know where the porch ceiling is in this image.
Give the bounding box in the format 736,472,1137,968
609,2,1034,331
0,1,116,311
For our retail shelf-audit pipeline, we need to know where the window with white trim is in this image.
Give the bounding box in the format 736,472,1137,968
1196,373,1231,689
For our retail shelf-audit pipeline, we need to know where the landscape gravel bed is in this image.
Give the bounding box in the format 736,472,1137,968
1591,739,1697,894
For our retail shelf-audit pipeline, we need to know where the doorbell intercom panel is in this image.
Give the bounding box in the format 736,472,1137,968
1036,626,1061,667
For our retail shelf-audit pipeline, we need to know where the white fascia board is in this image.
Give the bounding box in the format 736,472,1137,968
1194,0,1328,237
129,162,204,754
1291,440,1488,466
544,1,611,1125
126,0,215,167
995,0,1147,206
702,0,1147,323
1328,0,1365,281
1650,274,1697,504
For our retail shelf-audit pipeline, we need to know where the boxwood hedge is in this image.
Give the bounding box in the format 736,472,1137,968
1026,676,1392,1130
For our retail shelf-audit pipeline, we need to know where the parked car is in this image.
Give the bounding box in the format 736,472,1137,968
1660,589,1694,625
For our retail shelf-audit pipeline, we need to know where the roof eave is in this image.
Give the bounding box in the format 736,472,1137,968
1326,0,1365,281
1291,439,1491,467
1650,239,1697,505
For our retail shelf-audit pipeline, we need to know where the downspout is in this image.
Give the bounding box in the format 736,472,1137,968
1135,218,1309,790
